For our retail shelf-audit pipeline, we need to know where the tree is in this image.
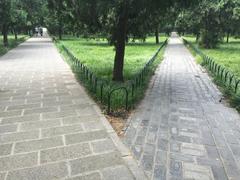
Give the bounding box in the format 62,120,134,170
146,0,173,44
175,0,223,48
47,0,174,81
112,0,129,81
0,0,11,46
47,0,68,40
10,0,28,40
219,0,240,43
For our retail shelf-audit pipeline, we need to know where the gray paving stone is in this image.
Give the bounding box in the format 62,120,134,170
153,165,166,180
157,138,168,151
0,110,22,118
170,152,195,163
24,107,58,115
7,103,41,111
229,144,240,157
141,154,154,171
218,147,236,163
155,150,167,165
6,162,68,180
201,131,215,146
223,161,240,178
169,159,182,177
140,119,150,127
0,152,38,171
40,143,91,163
14,136,63,153
70,151,123,175
42,124,83,137
65,130,108,145
183,162,214,180
170,134,192,143
211,166,228,180
42,99,73,107
137,127,148,137
211,128,228,147
135,136,145,145
91,138,116,153
62,115,98,125
66,172,101,180
0,173,6,180
0,124,18,134
181,143,206,156
102,165,134,180
0,130,39,143
42,109,78,120
59,104,88,112
20,119,61,131
146,131,157,144
124,127,137,145
131,145,143,160
224,134,239,144
170,142,181,153
197,157,222,167
82,120,104,131
1,114,40,124
0,143,12,156
76,106,98,116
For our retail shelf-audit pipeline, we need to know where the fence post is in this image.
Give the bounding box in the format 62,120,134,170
94,78,98,93
235,80,240,93
225,71,230,83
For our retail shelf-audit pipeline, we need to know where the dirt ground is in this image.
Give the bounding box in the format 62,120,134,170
106,115,126,137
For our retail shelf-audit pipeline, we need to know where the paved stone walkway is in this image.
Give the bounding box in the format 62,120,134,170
0,36,146,180
123,33,240,180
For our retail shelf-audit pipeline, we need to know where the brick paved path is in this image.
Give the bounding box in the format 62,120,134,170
123,33,240,180
0,36,146,180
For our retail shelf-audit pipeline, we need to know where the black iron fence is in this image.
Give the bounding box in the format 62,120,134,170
183,39,240,94
57,39,168,113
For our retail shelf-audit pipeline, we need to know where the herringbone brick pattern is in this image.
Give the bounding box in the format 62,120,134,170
124,33,240,180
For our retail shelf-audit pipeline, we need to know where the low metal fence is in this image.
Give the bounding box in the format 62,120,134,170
183,39,240,94
58,39,168,113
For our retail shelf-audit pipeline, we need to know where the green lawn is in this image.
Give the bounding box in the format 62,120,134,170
184,36,240,78
58,36,167,81
0,35,29,56
56,36,167,111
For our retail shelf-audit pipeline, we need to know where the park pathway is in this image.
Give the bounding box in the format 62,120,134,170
0,35,146,180
123,33,240,180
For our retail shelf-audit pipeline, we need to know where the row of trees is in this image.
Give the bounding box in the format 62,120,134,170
1,0,240,81
0,0,46,46
46,0,195,81
175,0,240,48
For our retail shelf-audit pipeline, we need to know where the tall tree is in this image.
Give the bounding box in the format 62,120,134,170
0,0,11,46
10,0,28,40
112,0,129,81
47,0,67,40
220,0,240,43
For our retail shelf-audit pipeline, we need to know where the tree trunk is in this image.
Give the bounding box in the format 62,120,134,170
58,18,62,40
2,25,8,47
57,4,63,40
196,33,200,42
155,28,159,44
14,29,18,40
226,30,230,43
112,0,128,82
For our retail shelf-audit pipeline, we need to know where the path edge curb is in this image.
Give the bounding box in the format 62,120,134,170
92,104,148,180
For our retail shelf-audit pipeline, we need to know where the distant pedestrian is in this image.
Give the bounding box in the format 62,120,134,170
39,27,43,36
35,27,39,36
